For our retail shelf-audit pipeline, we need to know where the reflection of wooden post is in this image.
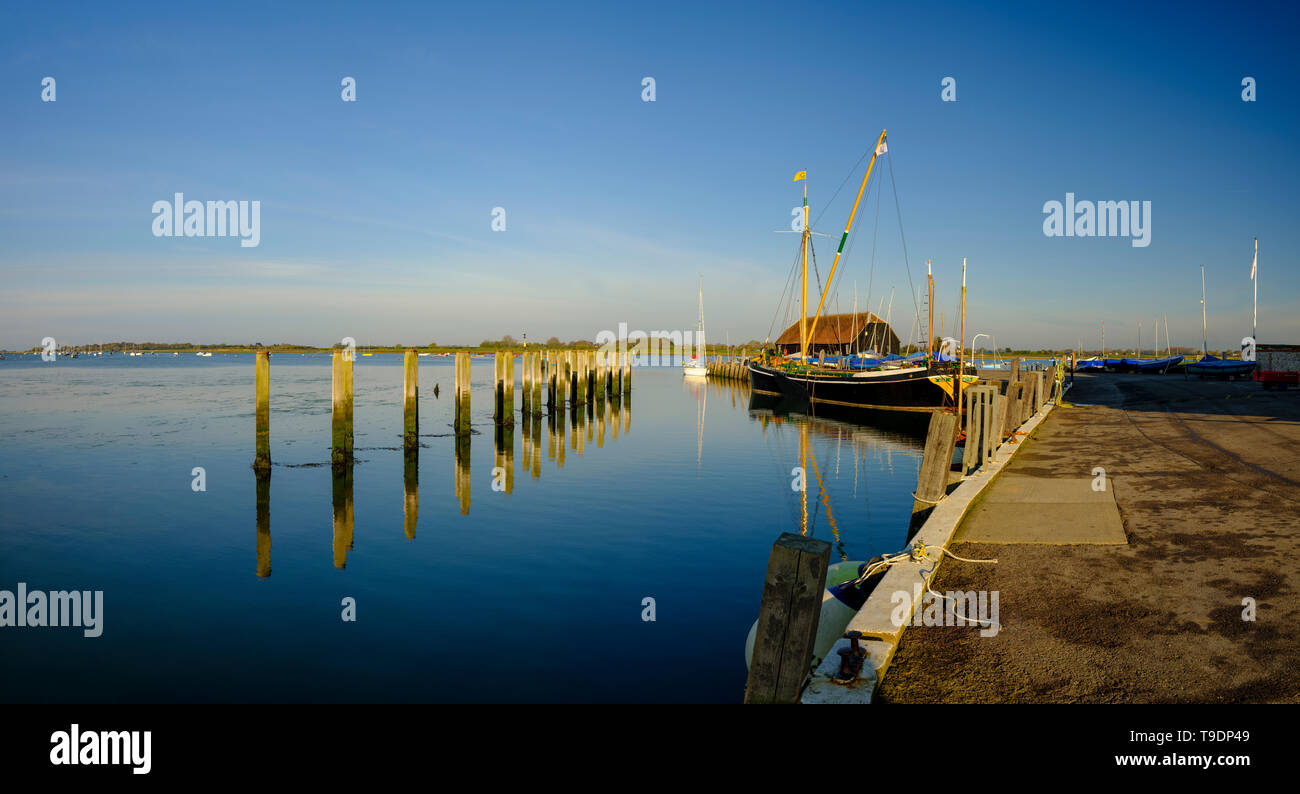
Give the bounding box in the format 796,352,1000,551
744,533,831,704
331,350,354,466
255,471,271,578
454,435,471,515
454,352,471,437
530,415,541,479
403,451,418,540
595,350,606,409
254,350,271,472
331,465,355,568
494,425,514,495
403,349,419,450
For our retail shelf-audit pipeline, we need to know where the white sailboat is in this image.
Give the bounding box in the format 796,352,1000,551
683,277,707,377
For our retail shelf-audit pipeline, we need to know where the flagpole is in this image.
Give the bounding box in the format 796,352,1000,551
1253,237,1258,343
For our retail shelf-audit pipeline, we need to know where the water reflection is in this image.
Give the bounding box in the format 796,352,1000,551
331,465,355,569
255,472,271,578
403,450,418,540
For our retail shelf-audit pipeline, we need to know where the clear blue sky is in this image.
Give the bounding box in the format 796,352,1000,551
2,0,1297,351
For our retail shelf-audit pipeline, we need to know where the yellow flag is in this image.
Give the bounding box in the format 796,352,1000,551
793,170,806,182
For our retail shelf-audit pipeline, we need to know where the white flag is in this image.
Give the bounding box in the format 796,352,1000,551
875,139,888,156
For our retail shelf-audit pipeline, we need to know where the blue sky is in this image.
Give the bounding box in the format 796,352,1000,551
2,0,1296,351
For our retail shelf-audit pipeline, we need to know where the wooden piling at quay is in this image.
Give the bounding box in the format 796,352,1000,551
622,350,631,395
574,352,588,404
595,351,607,407
403,349,418,450
963,386,995,475
911,410,958,526
1003,381,1024,438
253,350,271,472
744,533,832,705
983,388,1002,462
331,350,354,466
454,352,471,437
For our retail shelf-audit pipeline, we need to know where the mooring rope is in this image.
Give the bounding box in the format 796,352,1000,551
850,541,1001,629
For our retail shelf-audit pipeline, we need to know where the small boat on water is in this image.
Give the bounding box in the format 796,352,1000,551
683,277,707,378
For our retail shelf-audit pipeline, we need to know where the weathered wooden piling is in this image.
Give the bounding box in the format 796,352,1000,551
910,409,959,530
254,350,271,472
574,351,587,404
403,349,418,450
331,350,354,466
530,352,542,416
1009,358,1021,385
983,388,1002,462
454,352,471,437
622,350,631,395
546,351,558,409
963,386,996,475
494,351,516,427
520,352,531,416
595,351,607,407
744,533,832,705
1003,381,1024,438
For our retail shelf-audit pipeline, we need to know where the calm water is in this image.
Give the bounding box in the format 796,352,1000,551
0,352,925,703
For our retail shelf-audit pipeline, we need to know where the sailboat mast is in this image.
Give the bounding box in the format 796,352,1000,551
1164,314,1169,358
958,258,967,417
807,129,888,350
1201,265,1208,356
1253,237,1258,343
927,260,933,356
800,174,809,359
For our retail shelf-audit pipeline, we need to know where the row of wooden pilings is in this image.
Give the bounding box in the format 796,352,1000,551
705,349,749,382
252,348,634,472
743,357,1066,704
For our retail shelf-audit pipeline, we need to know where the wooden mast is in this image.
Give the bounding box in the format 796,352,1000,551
806,129,887,355
958,258,966,419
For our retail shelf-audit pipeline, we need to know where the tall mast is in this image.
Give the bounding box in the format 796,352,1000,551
927,260,933,356
1164,314,1169,358
1252,237,1258,343
795,170,809,359
697,275,704,359
958,258,967,417
1201,265,1208,356
807,129,888,351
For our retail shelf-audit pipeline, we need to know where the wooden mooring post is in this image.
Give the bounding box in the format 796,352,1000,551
546,350,558,410
403,349,418,451
622,350,631,395
454,352,471,437
910,409,958,532
744,533,832,704
520,352,531,416
963,386,996,475
1003,381,1024,439
530,352,542,416
253,350,271,473
331,349,354,466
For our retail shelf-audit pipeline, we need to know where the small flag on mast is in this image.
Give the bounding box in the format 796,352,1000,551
793,170,806,182
875,139,888,156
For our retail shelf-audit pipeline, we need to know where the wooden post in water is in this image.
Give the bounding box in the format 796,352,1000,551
331,349,354,466
454,352,471,437
595,350,606,408
520,352,531,416
403,349,419,451
546,351,557,410
744,533,832,704
505,352,515,426
253,350,271,472
910,410,958,531
623,350,632,395
531,353,542,416
574,351,587,404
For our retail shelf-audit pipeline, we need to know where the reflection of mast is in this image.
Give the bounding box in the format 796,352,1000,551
696,379,707,467
807,448,845,561
799,422,808,535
